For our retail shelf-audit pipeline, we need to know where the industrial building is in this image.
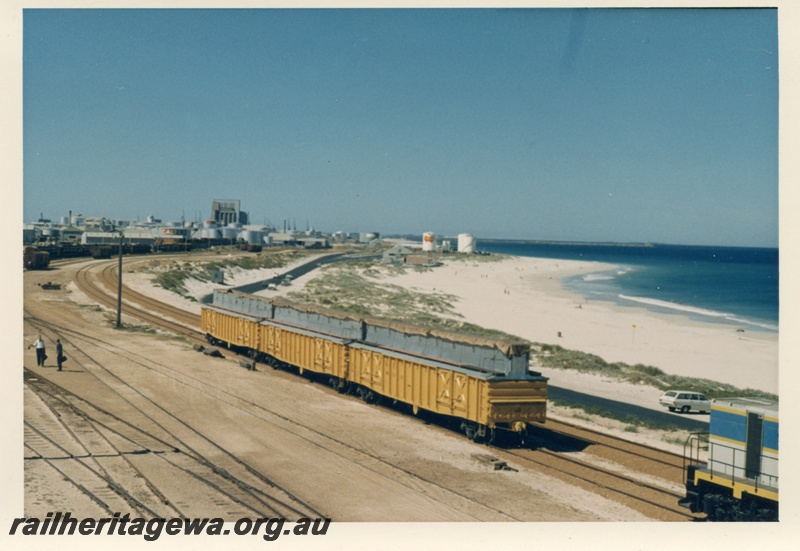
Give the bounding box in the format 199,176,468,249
23,200,475,257
212,199,248,226
23,199,338,253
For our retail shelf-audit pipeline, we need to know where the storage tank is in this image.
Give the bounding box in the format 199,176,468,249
422,232,437,252
221,224,240,240
240,230,264,245
196,228,220,240
457,233,477,254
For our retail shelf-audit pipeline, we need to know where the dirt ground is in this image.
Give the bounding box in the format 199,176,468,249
20,257,668,527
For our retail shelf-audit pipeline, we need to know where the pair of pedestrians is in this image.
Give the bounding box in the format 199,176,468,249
28,335,67,371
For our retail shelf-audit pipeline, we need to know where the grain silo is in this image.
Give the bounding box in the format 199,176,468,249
422,232,437,252
457,233,477,253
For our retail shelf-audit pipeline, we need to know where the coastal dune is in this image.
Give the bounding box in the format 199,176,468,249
353,255,778,395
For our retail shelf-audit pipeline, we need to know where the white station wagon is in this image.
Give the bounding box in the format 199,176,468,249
659,390,711,413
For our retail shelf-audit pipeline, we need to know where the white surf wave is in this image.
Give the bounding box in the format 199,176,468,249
583,274,615,282
618,295,778,331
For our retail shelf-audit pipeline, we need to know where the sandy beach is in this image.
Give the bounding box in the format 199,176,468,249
348,255,779,395
125,251,778,397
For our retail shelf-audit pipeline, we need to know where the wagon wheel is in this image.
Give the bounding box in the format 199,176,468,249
328,377,350,394
461,421,477,441
358,388,376,404
681,405,690,413
462,421,489,442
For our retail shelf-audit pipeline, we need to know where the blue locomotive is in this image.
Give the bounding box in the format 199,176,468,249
680,397,778,521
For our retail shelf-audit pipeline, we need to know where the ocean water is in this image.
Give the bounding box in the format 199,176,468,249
477,241,779,333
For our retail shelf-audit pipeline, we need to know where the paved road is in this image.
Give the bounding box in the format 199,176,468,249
549,385,709,431
200,251,379,303
231,252,350,295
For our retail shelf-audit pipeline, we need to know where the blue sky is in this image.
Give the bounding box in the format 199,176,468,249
22,8,779,247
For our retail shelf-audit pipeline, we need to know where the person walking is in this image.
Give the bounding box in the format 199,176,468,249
56,339,64,372
28,335,46,366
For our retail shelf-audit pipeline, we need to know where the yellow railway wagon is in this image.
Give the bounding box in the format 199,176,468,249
201,306,261,350
348,342,546,439
257,320,350,381
201,300,547,443
485,380,548,426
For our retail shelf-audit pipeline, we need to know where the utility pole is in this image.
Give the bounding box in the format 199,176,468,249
116,230,124,328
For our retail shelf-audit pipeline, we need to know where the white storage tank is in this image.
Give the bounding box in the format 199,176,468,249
221,223,240,240
197,228,220,240
458,233,477,254
240,230,264,245
422,232,437,252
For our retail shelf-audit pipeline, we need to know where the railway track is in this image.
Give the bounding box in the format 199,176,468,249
74,260,203,342
502,444,692,521
40,257,699,521
24,382,156,517
23,331,326,521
